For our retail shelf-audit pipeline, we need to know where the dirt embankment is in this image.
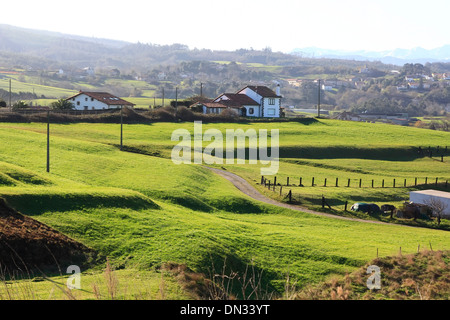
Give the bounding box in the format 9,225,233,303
0,198,96,276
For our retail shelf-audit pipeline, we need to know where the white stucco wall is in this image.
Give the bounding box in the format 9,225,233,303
69,94,122,110
262,97,281,118
243,105,260,117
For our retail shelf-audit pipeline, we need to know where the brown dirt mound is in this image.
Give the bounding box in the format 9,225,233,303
0,198,97,276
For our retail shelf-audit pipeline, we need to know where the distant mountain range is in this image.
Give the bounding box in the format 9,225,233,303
1,23,449,70
291,46,450,65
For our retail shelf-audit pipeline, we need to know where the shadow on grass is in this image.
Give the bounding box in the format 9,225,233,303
280,146,433,161
4,192,159,216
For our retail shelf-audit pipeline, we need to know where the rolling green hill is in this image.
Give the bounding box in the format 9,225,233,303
0,119,449,299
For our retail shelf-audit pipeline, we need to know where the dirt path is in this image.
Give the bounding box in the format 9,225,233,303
204,166,403,226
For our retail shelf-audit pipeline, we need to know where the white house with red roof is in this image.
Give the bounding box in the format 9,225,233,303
66,91,135,110
192,84,282,118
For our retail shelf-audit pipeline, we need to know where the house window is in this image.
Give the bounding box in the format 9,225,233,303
77,101,80,106
84,106,88,110
267,108,276,116
248,108,254,115
269,98,275,105
85,98,88,101
91,98,94,101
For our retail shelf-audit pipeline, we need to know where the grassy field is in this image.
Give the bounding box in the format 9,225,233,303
0,119,449,299
0,74,162,108
0,77,78,99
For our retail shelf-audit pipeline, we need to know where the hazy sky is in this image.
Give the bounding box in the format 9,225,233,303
2,0,449,52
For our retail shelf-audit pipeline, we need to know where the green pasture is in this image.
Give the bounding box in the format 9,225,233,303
0,120,449,299
0,77,77,99
0,268,189,300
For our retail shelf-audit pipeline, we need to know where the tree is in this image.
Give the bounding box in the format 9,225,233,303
425,197,448,226
12,101,28,110
0,100,6,108
50,99,74,110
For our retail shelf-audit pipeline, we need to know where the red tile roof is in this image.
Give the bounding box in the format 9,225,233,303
66,91,135,106
214,93,259,106
237,86,280,98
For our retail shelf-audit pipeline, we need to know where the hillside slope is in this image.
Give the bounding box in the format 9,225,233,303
295,250,450,300
0,198,97,275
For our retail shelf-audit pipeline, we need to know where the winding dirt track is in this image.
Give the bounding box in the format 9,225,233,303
204,166,405,226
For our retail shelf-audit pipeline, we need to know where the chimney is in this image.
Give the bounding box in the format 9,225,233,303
276,84,281,96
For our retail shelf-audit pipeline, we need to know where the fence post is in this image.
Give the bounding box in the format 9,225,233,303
312,177,315,186
382,179,384,188
268,180,271,189
393,179,396,188
344,201,348,211
274,176,277,186
436,177,438,186
359,179,362,188
336,178,338,187
425,177,428,185
287,177,289,186
288,190,292,203
371,179,374,188
415,177,417,186
324,178,327,187
299,177,302,186
261,176,264,184
404,179,407,187
347,179,350,187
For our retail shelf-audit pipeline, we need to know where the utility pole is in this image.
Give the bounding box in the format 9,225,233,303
200,83,203,97
162,88,165,107
120,106,123,151
9,79,12,111
175,87,178,122
175,87,178,108
317,79,321,118
46,110,50,172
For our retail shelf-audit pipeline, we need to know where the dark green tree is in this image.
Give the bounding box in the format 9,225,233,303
50,99,74,110
12,101,28,110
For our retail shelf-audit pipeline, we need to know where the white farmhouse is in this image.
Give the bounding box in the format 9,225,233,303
191,85,282,118
66,91,135,110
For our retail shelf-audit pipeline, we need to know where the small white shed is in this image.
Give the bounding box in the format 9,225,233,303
409,190,450,218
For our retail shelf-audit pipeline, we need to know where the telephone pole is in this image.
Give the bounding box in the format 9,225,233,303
120,106,123,151
317,79,321,118
46,110,50,172
9,79,12,111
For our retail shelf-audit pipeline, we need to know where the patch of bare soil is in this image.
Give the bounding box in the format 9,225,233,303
0,198,97,276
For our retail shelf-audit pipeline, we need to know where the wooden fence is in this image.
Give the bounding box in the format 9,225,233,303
261,175,449,189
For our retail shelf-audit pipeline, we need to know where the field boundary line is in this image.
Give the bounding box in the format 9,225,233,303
203,166,418,227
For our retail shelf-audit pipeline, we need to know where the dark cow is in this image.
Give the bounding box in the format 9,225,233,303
381,204,396,218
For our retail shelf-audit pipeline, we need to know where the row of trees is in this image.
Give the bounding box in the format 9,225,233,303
0,99,74,110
